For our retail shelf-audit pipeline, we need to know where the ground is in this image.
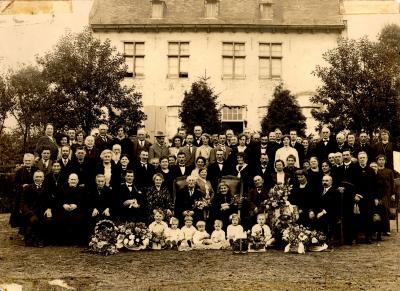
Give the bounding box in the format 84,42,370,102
1,214,399,291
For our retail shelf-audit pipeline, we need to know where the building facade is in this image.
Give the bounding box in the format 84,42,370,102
90,0,346,138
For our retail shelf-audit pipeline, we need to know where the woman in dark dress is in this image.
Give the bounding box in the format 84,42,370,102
145,173,174,222
117,154,133,181
211,182,237,231
158,157,174,196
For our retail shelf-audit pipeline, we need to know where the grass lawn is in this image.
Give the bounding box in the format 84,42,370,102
1,214,399,290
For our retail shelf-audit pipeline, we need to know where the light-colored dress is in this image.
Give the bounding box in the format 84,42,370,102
227,224,245,241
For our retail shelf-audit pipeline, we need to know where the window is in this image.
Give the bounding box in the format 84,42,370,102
168,42,189,78
205,0,218,18
259,1,273,20
123,42,145,78
151,1,165,18
259,43,282,79
222,42,246,79
221,106,244,121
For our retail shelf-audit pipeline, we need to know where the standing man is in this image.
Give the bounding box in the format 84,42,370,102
179,134,197,167
148,131,169,160
132,128,152,163
95,124,113,152
193,125,203,147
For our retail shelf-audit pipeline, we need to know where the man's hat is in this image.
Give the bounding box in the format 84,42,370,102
154,131,166,137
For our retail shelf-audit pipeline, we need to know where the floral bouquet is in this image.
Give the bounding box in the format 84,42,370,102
232,194,244,209
247,230,266,252
263,184,292,211
88,220,119,256
282,224,311,254
194,197,212,220
307,230,328,252
151,231,167,250
116,222,152,251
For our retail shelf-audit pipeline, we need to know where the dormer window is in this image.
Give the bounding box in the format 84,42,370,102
205,0,218,19
259,0,273,20
151,0,166,19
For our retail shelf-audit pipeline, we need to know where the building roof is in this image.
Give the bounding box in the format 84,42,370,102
90,0,344,31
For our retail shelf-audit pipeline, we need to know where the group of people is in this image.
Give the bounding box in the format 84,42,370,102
10,122,399,248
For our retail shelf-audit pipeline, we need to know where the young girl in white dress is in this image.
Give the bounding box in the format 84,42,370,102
179,211,197,251
227,214,246,245
148,209,168,250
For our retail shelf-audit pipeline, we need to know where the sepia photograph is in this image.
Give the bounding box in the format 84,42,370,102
0,0,400,290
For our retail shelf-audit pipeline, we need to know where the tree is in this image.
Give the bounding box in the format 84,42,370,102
311,36,400,137
7,66,49,151
261,83,306,136
0,74,13,136
179,77,221,134
37,27,145,134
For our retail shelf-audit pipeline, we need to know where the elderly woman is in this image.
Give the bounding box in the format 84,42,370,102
53,173,87,243
169,135,184,158
195,133,213,164
211,182,237,230
145,173,174,222
95,149,121,190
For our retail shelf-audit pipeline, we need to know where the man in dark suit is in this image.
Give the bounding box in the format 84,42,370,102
313,127,337,162
178,134,197,167
95,124,113,152
171,152,193,179
289,130,304,165
354,131,372,159
67,147,92,188
252,153,274,192
35,148,53,176
193,125,203,147
207,149,232,191
58,145,73,184
314,175,341,242
132,128,152,163
19,170,52,246
132,150,156,191
209,134,232,164
242,175,268,229
84,136,101,166
112,126,134,159
117,170,147,222
174,176,203,224
352,151,376,243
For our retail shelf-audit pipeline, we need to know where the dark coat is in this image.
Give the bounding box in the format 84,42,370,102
312,139,337,163
35,135,59,161
132,139,152,163
132,162,156,191
118,183,147,222
207,161,233,191
174,186,203,223
19,184,50,221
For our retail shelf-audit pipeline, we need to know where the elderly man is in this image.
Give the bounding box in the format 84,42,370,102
242,176,268,229
314,127,337,162
175,176,203,225
95,124,113,152
19,170,52,247
132,128,152,162
193,125,203,147
149,131,169,160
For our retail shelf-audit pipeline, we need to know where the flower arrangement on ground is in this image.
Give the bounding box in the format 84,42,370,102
282,224,311,254
116,222,152,251
88,220,119,256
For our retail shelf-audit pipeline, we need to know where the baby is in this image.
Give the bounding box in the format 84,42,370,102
251,213,274,248
192,221,212,249
148,209,168,249
165,217,184,249
210,220,229,249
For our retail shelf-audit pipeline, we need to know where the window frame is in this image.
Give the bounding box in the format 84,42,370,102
123,41,145,78
259,42,282,79
222,42,246,79
167,41,190,79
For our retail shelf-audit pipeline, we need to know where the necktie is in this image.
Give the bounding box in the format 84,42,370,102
189,145,192,154
323,188,327,195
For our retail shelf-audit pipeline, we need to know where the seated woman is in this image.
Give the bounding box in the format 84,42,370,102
53,173,87,244
87,174,114,230
210,182,237,231
145,173,174,223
